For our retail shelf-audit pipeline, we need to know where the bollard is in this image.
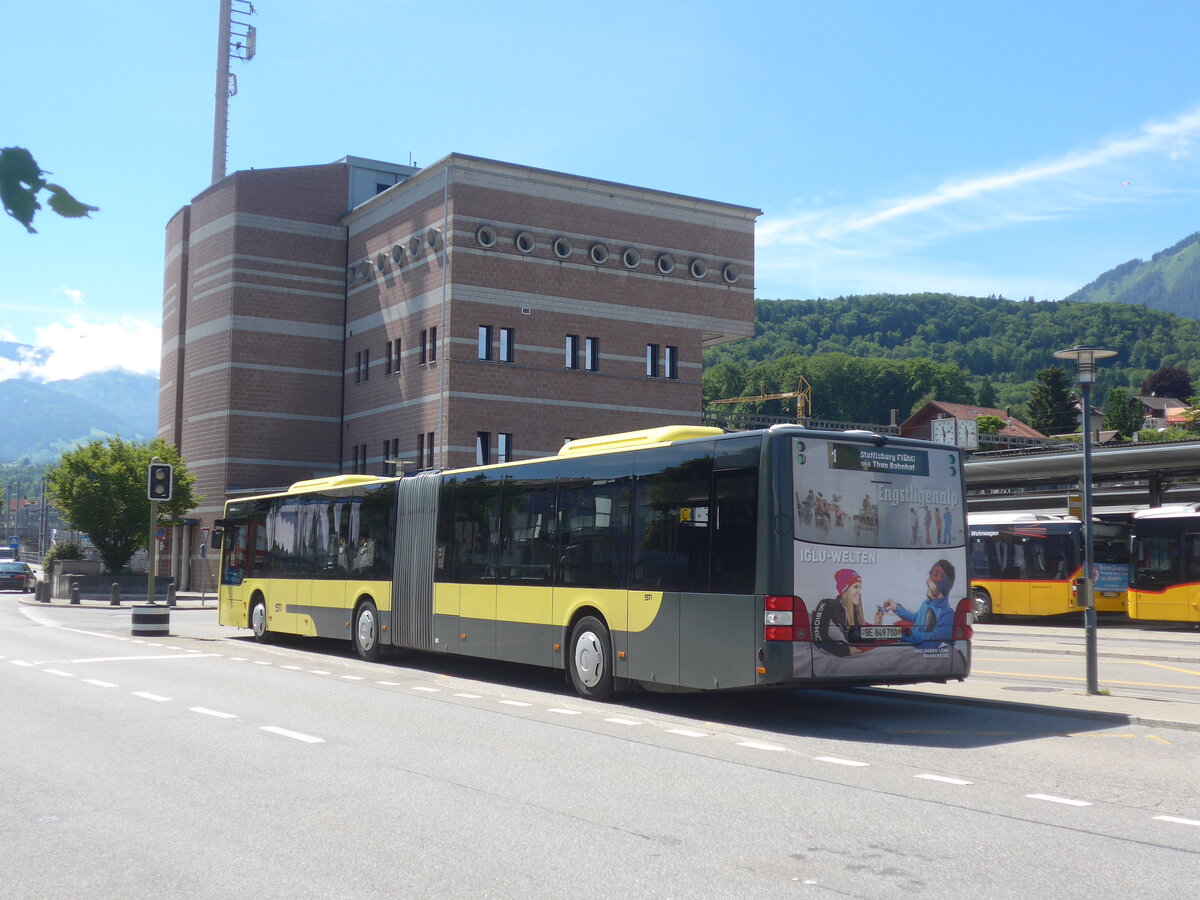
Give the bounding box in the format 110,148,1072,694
110,583,121,607
37,580,49,603
131,604,170,637
167,583,177,607
70,582,80,605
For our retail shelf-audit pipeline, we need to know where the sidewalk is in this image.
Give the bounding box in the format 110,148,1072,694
20,592,1200,731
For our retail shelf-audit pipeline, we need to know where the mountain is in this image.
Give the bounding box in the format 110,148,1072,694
1064,231,1200,318
0,371,158,464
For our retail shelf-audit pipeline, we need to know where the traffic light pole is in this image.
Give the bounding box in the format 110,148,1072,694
147,499,159,605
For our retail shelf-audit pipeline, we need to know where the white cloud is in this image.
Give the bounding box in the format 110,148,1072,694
58,284,86,307
757,105,1200,297
17,315,160,381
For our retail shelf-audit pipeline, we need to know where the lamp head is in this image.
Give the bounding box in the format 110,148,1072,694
1053,346,1117,385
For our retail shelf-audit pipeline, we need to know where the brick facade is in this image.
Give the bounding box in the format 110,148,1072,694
160,153,758,588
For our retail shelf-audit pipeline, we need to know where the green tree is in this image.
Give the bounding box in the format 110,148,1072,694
1102,386,1143,439
1026,366,1077,436
977,376,997,408
976,415,1005,434
45,438,198,573
1,147,97,232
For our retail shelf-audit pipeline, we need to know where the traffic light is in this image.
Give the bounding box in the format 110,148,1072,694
147,462,174,502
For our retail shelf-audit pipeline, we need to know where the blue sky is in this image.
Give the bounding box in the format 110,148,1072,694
4,0,1198,381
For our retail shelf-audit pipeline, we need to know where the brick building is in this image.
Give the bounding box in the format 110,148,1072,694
160,153,759,588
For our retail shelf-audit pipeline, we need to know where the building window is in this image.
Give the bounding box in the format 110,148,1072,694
354,351,362,384
417,433,425,469
498,432,512,463
393,339,402,372
665,345,678,380
499,327,514,363
419,329,428,365
478,325,493,361
646,343,660,377
565,335,580,370
385,340,393,375
382,440,390,474
585,337,599,372
426,431,435,469
476,431,491,466
429,326,437,363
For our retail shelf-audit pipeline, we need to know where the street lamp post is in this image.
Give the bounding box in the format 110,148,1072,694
1053,345,1117,695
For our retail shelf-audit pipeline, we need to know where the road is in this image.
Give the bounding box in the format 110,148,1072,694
2,597,1198,898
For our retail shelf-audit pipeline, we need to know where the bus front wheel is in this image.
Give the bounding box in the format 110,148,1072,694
568,616,615,701
971,589,993,624
354,600,381,662
250,596,272,643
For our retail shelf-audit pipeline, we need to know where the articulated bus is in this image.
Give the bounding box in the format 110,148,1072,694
1129,504,1200,623
967,513,1131,621
215,424,971,699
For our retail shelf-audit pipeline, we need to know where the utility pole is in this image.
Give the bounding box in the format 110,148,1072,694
211,0,257,184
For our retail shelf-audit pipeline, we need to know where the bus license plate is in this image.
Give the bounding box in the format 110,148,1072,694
858,626,902,640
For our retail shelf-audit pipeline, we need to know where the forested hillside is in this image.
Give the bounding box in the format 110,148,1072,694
703,294,1200,422
1064,232,1200,319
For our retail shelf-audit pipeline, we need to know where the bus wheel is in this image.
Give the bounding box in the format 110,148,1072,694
568,616,614,701
250,597,272,643
354,600,381,662
971,590,993,624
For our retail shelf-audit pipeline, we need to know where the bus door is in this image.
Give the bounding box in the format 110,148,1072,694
264,502,299,634
994,531,1032,615
448,472,500,659
496,475,556,667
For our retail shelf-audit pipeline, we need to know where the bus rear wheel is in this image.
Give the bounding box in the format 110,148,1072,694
568,616,614,701
250,596,272,643
971,589,993,624
354,600,381,662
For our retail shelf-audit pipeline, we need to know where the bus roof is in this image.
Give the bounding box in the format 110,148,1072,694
968,512,1080,525
1132,503,1200,519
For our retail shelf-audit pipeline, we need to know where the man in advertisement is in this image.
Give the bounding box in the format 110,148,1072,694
883,560,957,648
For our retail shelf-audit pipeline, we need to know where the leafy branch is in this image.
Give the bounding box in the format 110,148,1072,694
1,146,98,233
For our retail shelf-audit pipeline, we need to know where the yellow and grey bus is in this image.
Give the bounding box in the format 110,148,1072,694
967,513,1131,621
215,425,971,699
1129,504,1200,623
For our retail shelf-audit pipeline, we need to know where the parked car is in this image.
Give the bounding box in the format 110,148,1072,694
0,561,35,592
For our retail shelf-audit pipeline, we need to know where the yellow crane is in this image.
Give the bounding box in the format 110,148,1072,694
709,377,811,421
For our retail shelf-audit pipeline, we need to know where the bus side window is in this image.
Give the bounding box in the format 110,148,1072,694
1185,533,1200,582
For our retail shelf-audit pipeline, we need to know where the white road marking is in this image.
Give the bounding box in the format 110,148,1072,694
10,660,34,667
83,679,117,688
1153,815,1200,827
1026,793,1091,807
604,717,640,725
738,740,785,752
190,707,237,719
548,708,583,716
341,675,365,681
454,692,481,698
667,728,707,737
68,654,220,663
412,686,440,693
252,661,271,666
132,692,170,702
815,756,870,767
261,726,324,744
308,670,331,675
375,680,403,686
281,665,303,670
43,669,74,677
916,774,974,785
500,700,532,707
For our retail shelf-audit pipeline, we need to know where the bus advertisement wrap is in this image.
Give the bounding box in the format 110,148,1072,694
793,438,970,680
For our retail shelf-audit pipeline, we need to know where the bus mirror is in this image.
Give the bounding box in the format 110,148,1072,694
211,528,224,550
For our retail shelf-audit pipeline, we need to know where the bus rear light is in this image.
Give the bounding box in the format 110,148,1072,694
764,595,810,641
953,598,973,641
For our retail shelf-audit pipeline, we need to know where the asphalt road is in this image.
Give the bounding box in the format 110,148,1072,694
3,598,1198,898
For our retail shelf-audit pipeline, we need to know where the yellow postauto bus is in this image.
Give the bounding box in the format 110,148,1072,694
967,513,1130,621
1129,504,1200,623
215,424,972,699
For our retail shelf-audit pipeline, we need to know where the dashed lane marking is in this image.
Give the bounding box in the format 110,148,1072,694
132,692,170,702
1154,815,1200,828
1026,793,1092,807
667,728,708,737
83,679,116,688
738,740,785,752
42,669,74,677
604,717,641,725
815,756,870,767
260,725,324,744
190,707,237,719
916,774,974,785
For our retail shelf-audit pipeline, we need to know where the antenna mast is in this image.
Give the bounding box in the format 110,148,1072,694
211,0,257,184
